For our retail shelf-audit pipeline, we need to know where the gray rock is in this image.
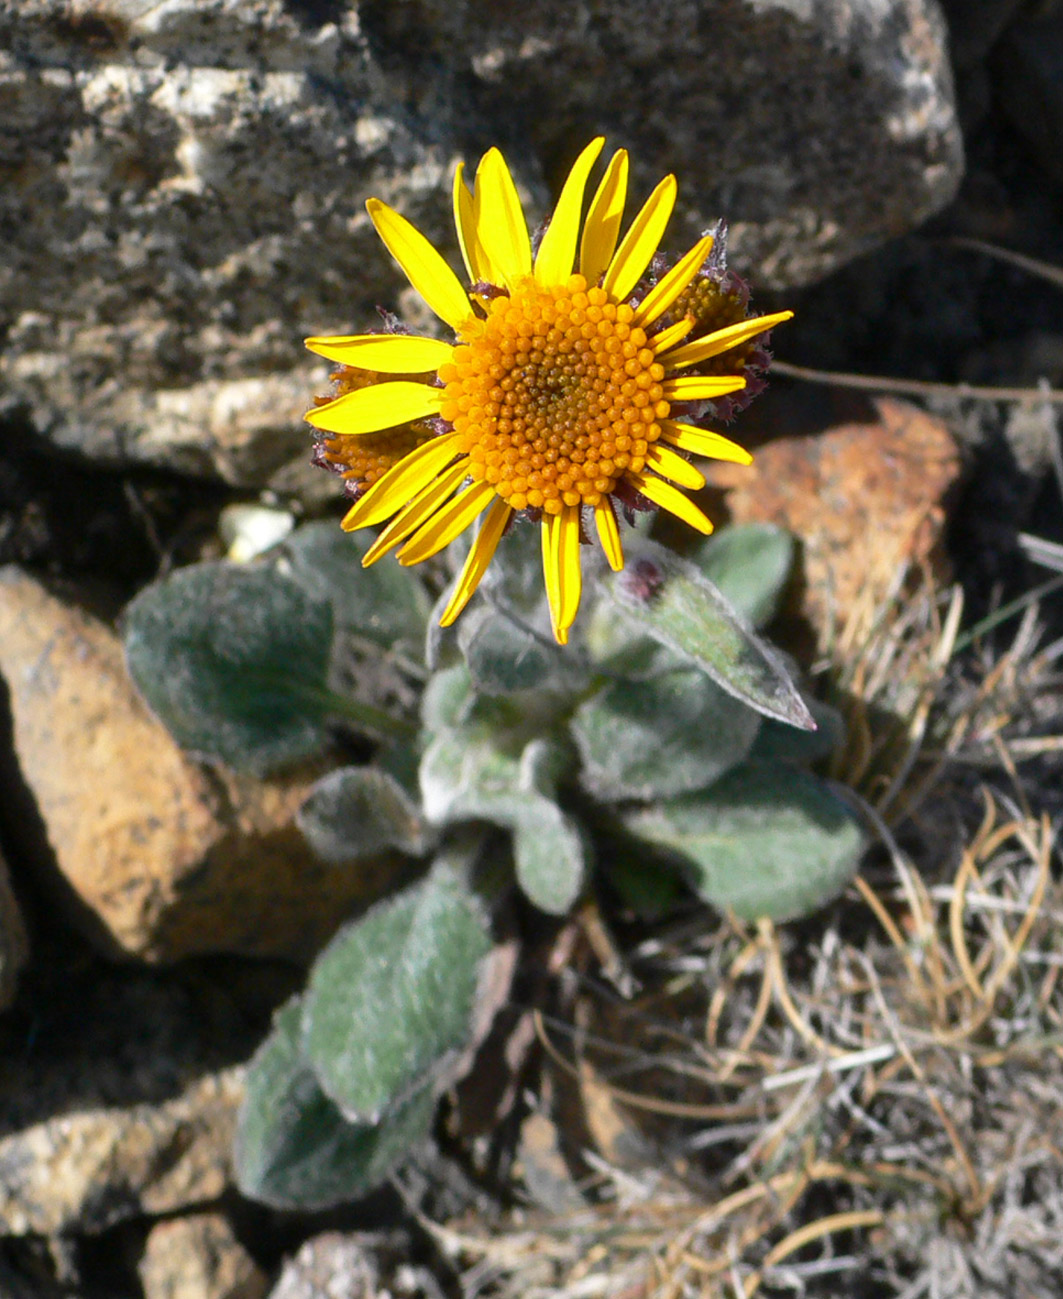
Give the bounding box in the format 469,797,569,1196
384,0,963,289
0,944,275,1235
139,1213,268,1299
267,1234,380,1299
0,0,460,488
0,1067,244,1235
1,0,961,486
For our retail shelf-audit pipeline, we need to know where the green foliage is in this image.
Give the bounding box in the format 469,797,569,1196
302,853,494,1122
234,999,436,1210
457,604,562,696
123,561,335,775
690,523,795,629
601,534,815,731
452,524,590,698
508,738,589,912
419,722,586,914
571,667,760,800
280,521,430,651
236,847,497,1210
297,766,431,863
181,511,859,1212
621,762,865,922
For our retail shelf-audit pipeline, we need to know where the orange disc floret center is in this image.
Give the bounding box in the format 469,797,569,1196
436,274,671,515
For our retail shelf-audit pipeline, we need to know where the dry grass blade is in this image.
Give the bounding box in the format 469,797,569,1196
742,1209,886,1297
437,786,1063,1298
428,538,1063,1297
771,358,1063,405
943,236,1063,291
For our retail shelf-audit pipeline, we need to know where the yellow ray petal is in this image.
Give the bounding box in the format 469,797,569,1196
453,162,505,285
473,148,531,289
340,433,462,529
342,433,462,529
366,198,473,333
534,137,604,286
579,149,628,285
439,498,513,626
651,316,695,354
357,462,470,560
556,504,583,640
660,374,746,402
659,420,753,465
645,443,706,490
306,380,443,436
593,497,623,571
629,471,715,535
305,333,454,372
662,310,795,368
541,511,563,641
397,481,496,565
633,234,714,327
452,162,480,283
602,173,676,303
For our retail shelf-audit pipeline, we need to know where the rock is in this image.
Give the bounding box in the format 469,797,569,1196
0,567,403,963
268,1234,381,1299
1,0,961,485
704,391,963,645
387,0,963,290
0,1067,244,1236
139,1213,268,1299
0,846,29,1010
0,942,285,1237
0,0,458,492
0,908,281,1242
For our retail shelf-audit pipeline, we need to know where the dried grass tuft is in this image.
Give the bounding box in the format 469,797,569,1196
429,562,1063,1298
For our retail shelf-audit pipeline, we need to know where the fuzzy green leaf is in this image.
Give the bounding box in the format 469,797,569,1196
279,521,430,649
458,604,573,696
602,535,814,731
123,561,334,774
297,766,431,863
510,739,587,912
621,762,865,921
691,523,795,629
234,999,435,1210
302,855,493,1123
419,727,525,825
571,668,760,799
421,663,478,733
420,728,585,914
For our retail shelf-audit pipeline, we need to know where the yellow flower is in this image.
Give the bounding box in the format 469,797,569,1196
305,139,791,644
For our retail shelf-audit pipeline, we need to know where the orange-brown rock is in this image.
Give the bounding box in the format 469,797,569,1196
703,391,962,645
0,568,401,963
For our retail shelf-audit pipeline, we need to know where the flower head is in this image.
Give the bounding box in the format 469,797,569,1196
306,139,791,644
